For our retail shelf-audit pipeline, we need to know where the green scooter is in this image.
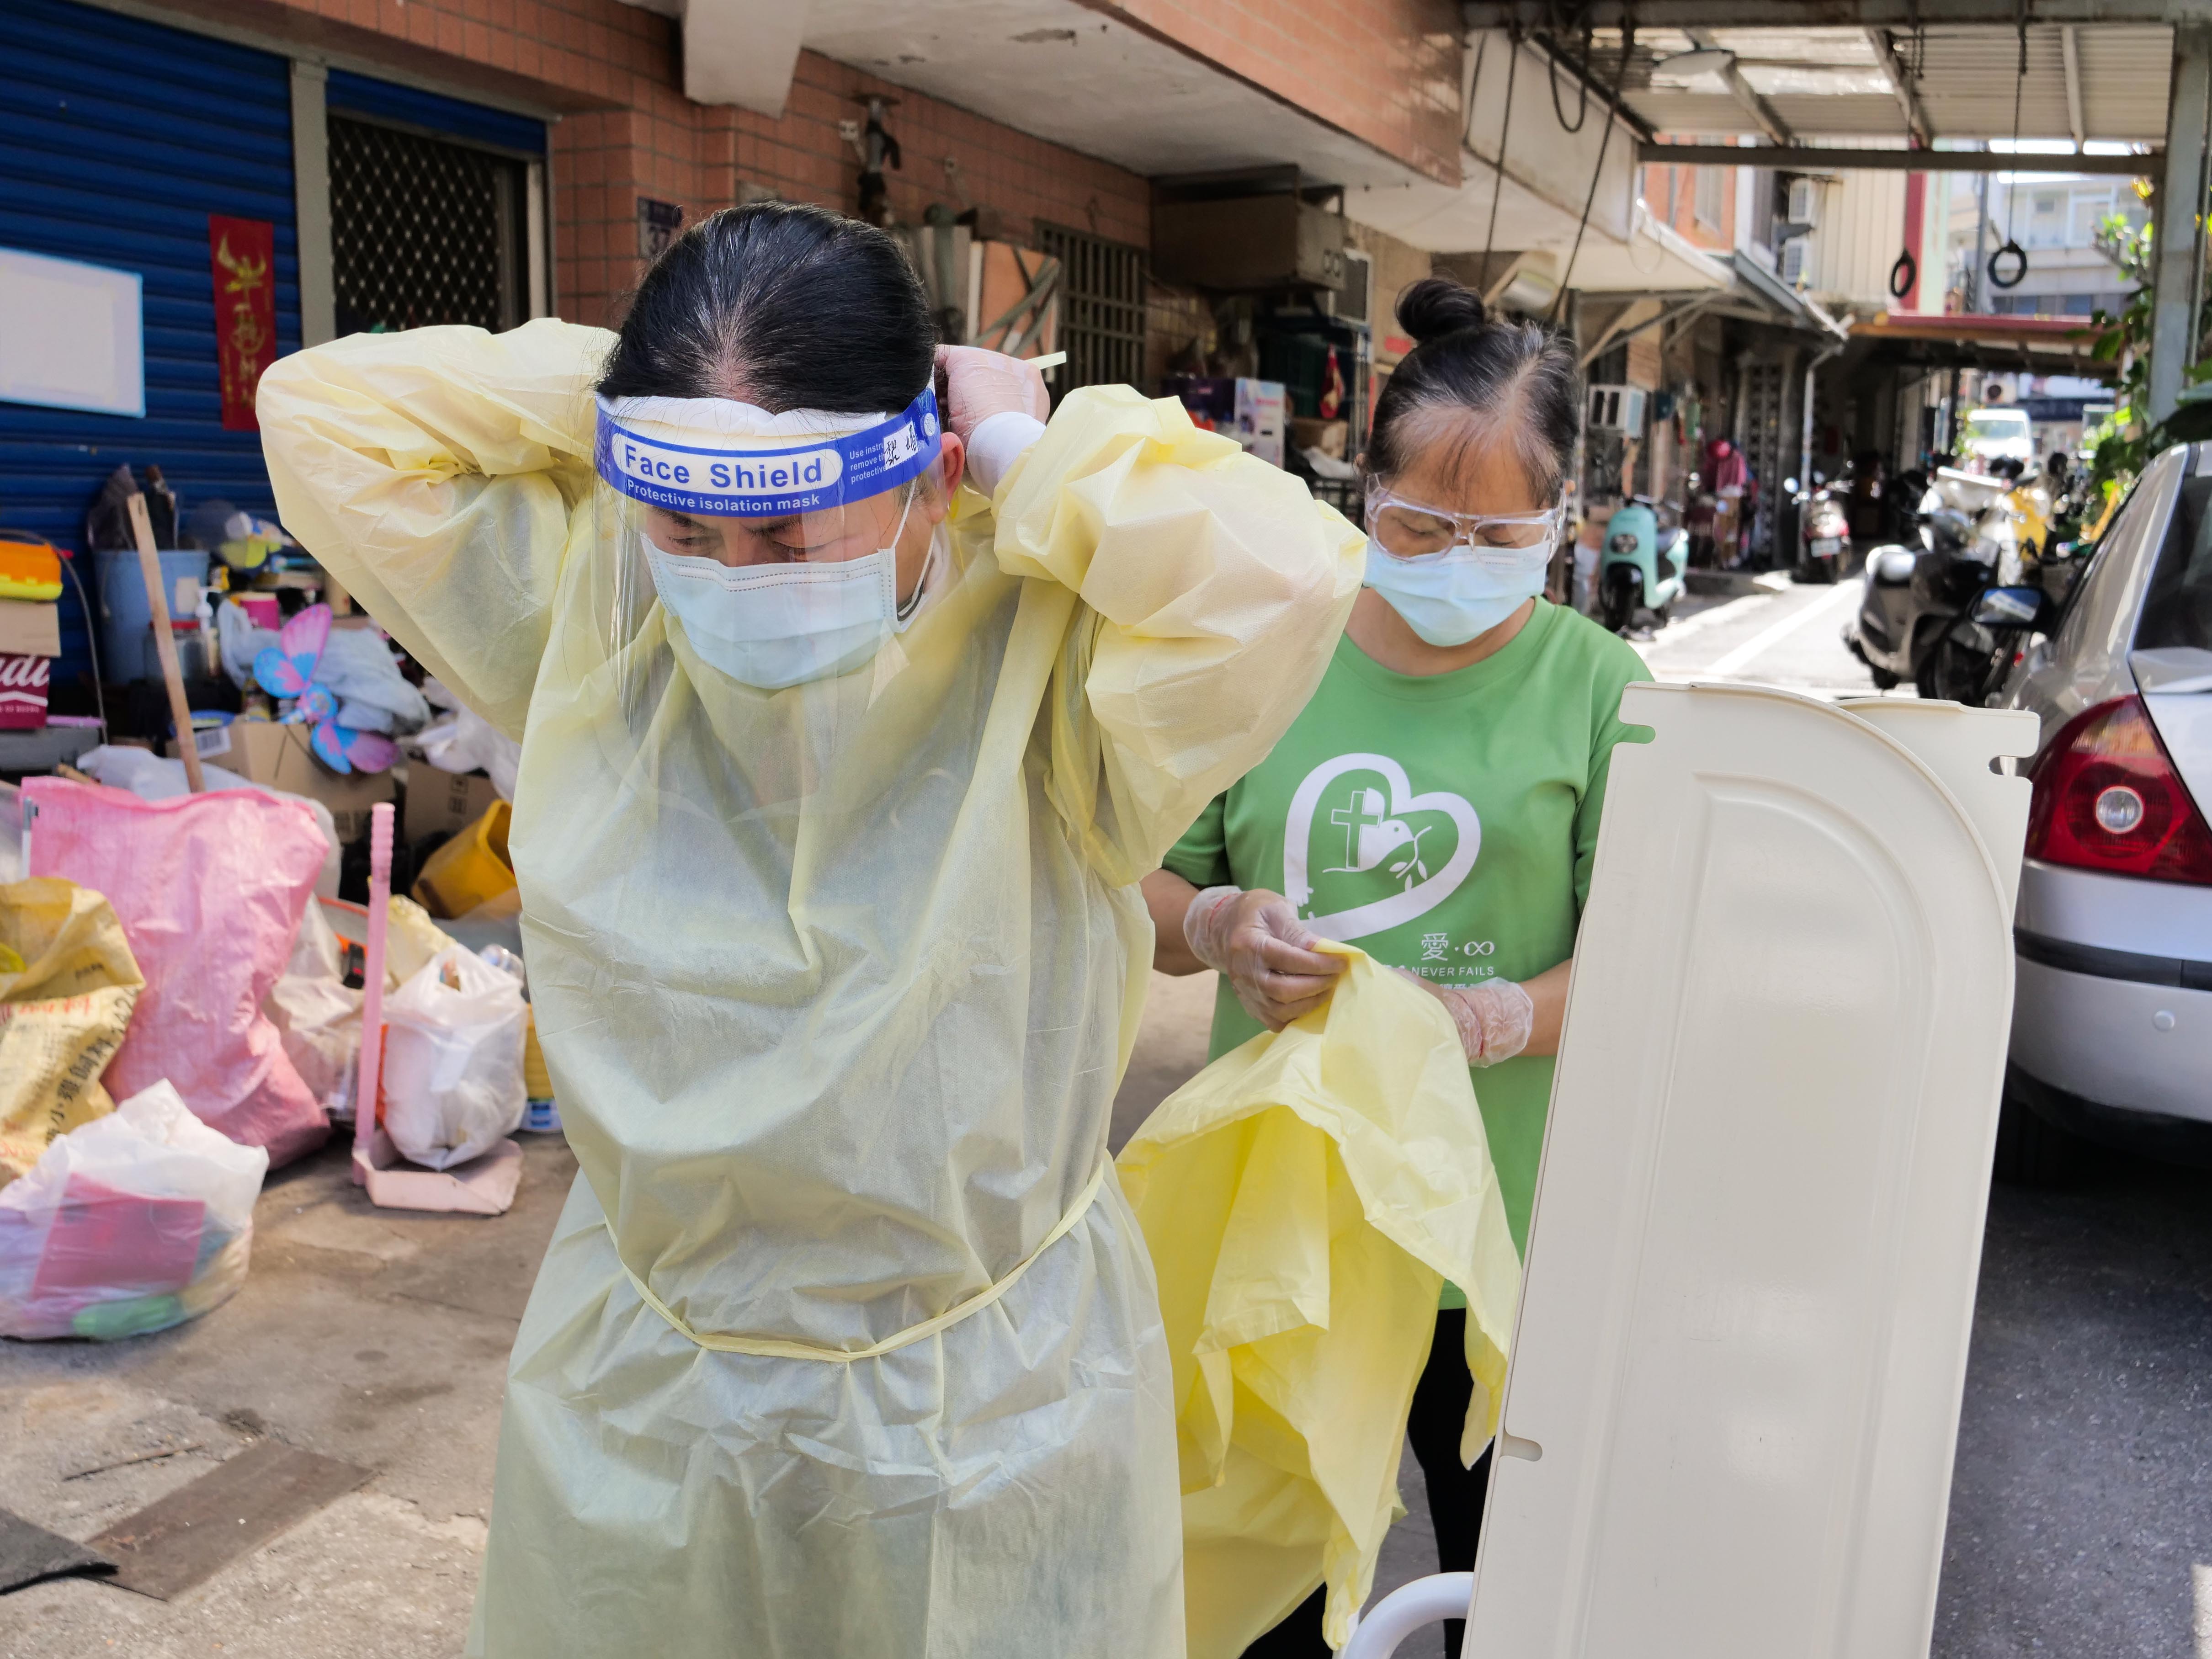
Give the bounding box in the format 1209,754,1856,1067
1597,497,1689,635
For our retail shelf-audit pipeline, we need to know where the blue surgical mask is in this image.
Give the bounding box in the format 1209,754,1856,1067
645,519,936,691
1362,536,1548,647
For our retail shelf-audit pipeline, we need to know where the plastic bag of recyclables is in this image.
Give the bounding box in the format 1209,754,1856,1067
24,778,332,1166
0,878,145,1185
0,1079,268,1340
266,894,458,1120
381,943,526,1170
75,744,343,901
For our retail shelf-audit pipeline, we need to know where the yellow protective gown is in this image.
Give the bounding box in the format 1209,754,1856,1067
257,319,1364,1659
1117,945,1520,1657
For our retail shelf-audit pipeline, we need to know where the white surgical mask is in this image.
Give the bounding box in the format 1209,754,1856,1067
1361,537,1548,647
645,501,936,690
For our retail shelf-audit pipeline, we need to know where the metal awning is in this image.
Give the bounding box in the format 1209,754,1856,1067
1461,5,2182,148
1847,309,2120,373
1724,250,1852,336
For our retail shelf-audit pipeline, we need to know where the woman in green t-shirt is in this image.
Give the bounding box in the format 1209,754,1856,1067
1143,276,1648,1659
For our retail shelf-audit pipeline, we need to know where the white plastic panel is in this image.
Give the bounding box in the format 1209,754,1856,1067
1463,685,2026,1659
1835,699,2039,918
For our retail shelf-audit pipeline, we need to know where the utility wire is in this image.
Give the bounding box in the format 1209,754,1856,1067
1547,17,1633,324
1545,3,1593,134
1481,28,1522,289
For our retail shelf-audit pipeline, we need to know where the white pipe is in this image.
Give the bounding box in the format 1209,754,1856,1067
1339,1573,1474,1659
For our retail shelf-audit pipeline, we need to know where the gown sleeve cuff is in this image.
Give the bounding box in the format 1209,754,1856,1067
966,411,1048,501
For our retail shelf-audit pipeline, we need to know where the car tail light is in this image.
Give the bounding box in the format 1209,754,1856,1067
2024,697,2212,884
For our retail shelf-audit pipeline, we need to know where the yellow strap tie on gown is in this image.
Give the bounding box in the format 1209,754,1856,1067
1118,943,1523,1658
608,1159,1109,1361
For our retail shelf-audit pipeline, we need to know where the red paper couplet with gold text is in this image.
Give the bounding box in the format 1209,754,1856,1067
208,215,277,432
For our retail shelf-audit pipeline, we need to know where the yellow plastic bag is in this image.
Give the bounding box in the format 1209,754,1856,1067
1117,944,1521,1658
0,879,146,1187
411,800,513,920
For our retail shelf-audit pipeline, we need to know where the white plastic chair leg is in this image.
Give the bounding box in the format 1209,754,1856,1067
1339,1573,1474,1659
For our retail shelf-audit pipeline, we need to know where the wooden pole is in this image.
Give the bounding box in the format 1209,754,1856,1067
126,492,205,794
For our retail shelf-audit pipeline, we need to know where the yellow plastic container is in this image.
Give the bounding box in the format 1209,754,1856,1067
0,536,63,603
523,1009,552,1100
410,799,514,920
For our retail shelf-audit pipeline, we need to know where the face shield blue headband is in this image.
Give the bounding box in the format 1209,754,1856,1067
594,388,945,689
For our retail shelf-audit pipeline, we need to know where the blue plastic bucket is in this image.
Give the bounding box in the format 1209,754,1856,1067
92,547,211,684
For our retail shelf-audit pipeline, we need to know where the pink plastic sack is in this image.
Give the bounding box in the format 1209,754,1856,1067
24,777,330,1165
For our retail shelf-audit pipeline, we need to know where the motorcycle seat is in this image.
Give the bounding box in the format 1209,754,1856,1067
1866,545,1918,585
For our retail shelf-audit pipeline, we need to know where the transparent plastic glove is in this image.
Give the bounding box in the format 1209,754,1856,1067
934,345,1051,445
1185,886,1348,1031
1396,970,1536,1068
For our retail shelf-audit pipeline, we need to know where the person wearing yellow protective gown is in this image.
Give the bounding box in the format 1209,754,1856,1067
257,203,1364,1659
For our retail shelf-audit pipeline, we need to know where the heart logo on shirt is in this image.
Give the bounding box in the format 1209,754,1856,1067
1283,753,1481,941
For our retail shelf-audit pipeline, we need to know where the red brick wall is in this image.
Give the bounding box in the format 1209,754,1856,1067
173,0,1152,326
1640,142,1739,254
1108,0,1464,185
555,49,1153,324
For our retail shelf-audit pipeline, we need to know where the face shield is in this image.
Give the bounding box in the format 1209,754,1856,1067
591,387,951,694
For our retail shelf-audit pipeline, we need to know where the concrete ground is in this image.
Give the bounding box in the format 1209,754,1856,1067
0,1133,579,1658
4,577,2204,1656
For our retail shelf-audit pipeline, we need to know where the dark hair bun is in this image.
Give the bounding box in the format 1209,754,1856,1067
1396,277,1489,346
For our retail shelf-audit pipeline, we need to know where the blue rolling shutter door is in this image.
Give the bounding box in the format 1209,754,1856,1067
0,0,300,702
326,72,547,157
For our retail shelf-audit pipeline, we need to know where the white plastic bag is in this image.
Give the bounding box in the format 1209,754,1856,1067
264,897,462,1122
412,692,521,801
266,899,363,1117
382,944,526,1170
0,1079,269,1340
0,780,21,883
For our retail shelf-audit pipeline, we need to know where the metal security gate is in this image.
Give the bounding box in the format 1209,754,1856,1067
324,70,546,337
330,118,528,335
1739,361,1788,561
1037,223,1146,398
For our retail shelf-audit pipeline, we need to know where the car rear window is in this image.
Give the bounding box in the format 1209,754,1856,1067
2138,473,2212,651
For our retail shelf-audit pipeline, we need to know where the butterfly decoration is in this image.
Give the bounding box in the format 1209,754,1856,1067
252,603,398,775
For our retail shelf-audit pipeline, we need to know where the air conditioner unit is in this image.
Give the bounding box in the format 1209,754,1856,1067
1153,193,1348,291
1779,235,1810,287
1587,384,1648,432
1331,249,1373,326
1786,176,1821,227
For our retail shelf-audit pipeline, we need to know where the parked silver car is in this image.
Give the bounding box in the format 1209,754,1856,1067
1996,441,2212,1181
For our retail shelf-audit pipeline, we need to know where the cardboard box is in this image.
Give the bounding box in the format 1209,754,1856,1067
0,600,58,730
0,653,49,729
402,761,501,844
171,720,395,841
0,599,59,658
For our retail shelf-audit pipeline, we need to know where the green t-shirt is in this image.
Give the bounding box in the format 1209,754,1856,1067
1163,600,1650,1268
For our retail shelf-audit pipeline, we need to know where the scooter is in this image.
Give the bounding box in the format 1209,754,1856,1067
1844,469,2028,700
1597,497,1689,635
1789,471,1851,584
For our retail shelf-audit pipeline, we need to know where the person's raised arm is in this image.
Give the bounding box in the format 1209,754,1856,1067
258,319,610,738
989,386,1365,885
